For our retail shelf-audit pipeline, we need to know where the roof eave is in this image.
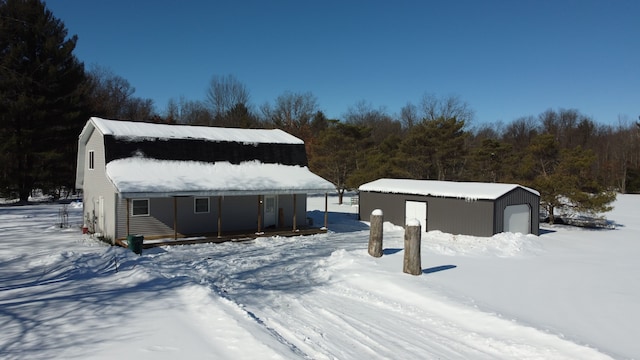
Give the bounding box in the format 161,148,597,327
117,187,336,199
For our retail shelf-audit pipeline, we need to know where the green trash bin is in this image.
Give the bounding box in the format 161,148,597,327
127,234,144,255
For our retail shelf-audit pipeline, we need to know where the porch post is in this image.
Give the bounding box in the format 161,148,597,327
173,197,178,240
126,198,130,235
217,196,222,238
257,195,262,233
324,193,328,229
293,194,297,231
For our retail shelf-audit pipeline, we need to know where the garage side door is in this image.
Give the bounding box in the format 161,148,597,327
405,200,427,230
503,204,530,234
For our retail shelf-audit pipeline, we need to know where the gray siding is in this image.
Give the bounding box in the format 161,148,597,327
116,197,175,238
277,194,308,228
360,192,424,229
177,196,217,234
426,196,495,237
360,192,494,236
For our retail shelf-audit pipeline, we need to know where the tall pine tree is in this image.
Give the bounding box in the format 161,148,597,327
0,0,87,201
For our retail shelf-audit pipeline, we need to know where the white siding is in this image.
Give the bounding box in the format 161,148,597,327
81,129,119,242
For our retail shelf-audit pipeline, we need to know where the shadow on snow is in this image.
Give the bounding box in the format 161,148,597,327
423,265,457,274
0,247,190,359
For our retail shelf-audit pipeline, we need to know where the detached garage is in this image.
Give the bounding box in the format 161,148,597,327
358,179,540,237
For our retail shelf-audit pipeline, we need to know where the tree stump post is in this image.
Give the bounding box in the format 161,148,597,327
368,209,383,257
403,219,422,275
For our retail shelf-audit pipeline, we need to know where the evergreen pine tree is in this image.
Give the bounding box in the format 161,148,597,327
0,0,87,201
521,134,616,223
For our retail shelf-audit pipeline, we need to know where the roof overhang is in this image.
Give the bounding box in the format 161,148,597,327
107,158,336,199
118,188,334,199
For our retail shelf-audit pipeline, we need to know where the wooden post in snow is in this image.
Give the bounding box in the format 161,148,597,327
278,208,284,228
217,196,222,238
403,219,422,276
368,209,383,257
257,195,262,233
173,197,178,240
324,193,328,229
126,198,130,236
293,194,297,232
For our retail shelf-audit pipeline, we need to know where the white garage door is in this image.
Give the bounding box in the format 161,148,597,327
405,201,427,229
503,204,530,234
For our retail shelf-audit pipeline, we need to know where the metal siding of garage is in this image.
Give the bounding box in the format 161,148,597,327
359,191,409,227
360,191,494,236
427,196,495,237
494,188,540,235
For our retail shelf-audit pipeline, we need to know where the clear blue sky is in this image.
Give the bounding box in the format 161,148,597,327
47,0,639,126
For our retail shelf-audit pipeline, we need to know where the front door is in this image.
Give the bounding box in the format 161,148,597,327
405,200,427,230
264,195,277,228
95,196,104,234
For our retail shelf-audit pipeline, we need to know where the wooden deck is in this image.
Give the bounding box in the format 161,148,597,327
115,227,328,250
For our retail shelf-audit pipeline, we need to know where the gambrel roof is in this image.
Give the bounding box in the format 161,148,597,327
76,117,335,198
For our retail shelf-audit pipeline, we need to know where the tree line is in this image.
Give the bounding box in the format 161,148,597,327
2,0,638,223
309,104,638,223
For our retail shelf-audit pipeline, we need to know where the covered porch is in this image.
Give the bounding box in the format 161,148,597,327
116,192,331,248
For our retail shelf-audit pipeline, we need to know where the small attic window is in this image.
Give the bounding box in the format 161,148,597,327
88,150,95,170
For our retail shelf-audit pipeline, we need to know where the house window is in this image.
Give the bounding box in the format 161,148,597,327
88,150,95,170
131,199,149,216
194,197,209,214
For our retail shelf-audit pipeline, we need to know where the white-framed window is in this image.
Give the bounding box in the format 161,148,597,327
131,199,149,216
194,197,210,214
88,150,95,170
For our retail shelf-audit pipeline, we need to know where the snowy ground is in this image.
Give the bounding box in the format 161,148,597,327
1,194,638,359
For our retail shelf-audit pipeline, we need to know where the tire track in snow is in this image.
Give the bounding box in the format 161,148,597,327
137,234,613,360
141,248,313,359
250,279,612,360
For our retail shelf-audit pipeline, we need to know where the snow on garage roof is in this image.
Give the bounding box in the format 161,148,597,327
358,178,539,201
87,117,304,144
106,158,335,198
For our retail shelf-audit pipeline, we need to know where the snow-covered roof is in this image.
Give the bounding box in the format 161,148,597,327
85,117,304,144
76,117,316,191
358,178,539,201
106,158,335,198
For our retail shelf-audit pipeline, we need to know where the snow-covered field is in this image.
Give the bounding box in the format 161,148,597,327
1,194,638,359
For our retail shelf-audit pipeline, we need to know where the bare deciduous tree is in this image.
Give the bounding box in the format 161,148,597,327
344,100,401,144
261,91,318,139
400,102,419,129
165,97,213,126
85,65,156,120
419,93,474,123
501,116,539,153
206,74,250,119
